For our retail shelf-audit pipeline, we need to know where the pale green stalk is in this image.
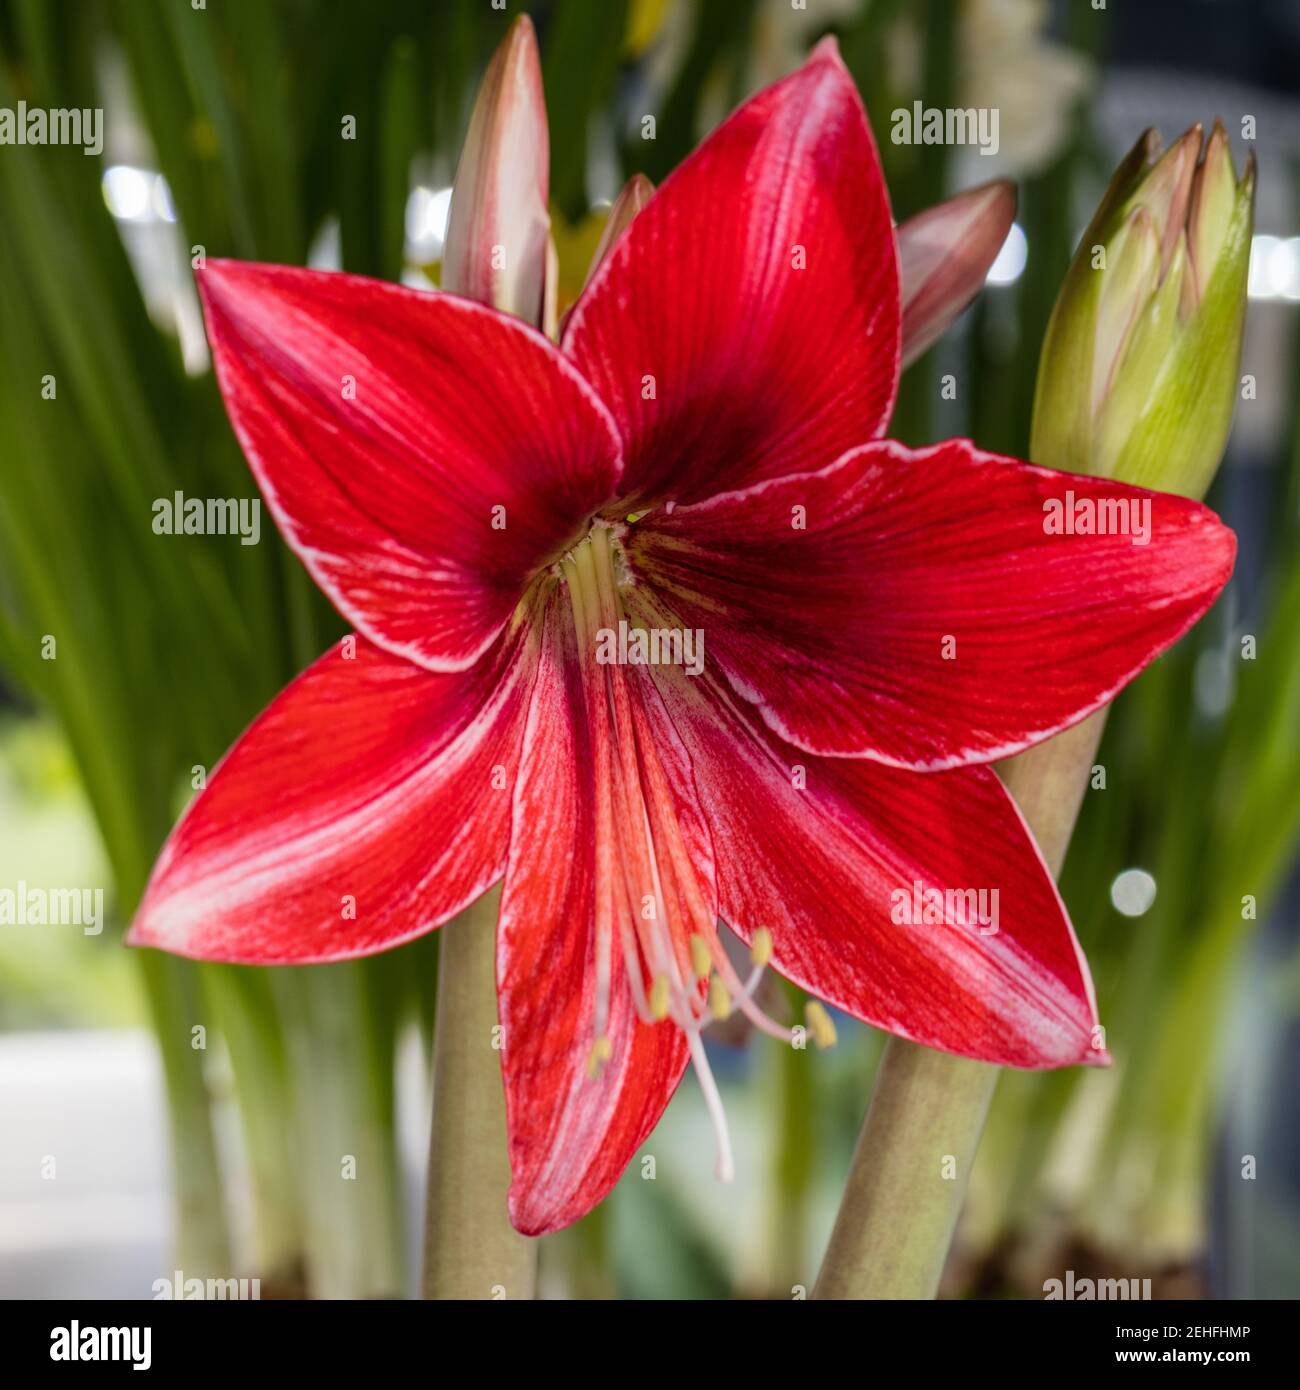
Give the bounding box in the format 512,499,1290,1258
422,889,536,1299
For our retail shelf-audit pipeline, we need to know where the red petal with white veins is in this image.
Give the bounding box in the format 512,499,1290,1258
562,40,899,508
197,259,621,673
629,437,1235,768
640,654,1104,1069
498,585,711,1235
128,624,538,963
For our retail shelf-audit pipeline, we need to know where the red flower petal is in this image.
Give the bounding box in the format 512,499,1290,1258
629,437,1235,768
497,587,698,1235
562,41,898,508
128,626,537,962
197,260,621,673
643,659,1105,1068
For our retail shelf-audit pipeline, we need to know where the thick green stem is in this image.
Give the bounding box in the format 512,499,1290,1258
997,712,1108,879
814,1045,997,1299
422,890,536,1299
814,710,1107,1299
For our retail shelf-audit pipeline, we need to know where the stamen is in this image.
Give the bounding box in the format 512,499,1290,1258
805,1001,838,1050
687,1029,735,1183
708,975,731,1021
563,523,780,1189
707,942,797,1044
734,962,765,1006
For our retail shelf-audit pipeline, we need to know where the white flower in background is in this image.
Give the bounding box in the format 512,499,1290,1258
888,0,1092,182
958,0,1093,180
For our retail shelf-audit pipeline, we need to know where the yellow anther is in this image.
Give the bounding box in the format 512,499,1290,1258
587,1035,613,1077
750,927,773,966
689,933,713,979
649,974,671,1020
805,1001,838,1050
708,975,731,1021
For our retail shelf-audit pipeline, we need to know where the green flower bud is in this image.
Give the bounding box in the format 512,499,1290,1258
1031,121,1255,500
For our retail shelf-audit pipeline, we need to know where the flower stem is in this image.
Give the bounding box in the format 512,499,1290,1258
813,1043,997,1299
422,889,537,1299
813,709,1107,1299
997,711,1109,881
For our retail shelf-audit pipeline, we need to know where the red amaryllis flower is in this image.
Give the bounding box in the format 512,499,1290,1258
129,42,1234,1235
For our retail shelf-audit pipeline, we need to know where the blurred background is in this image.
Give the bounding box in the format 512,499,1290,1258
0,0,1297,1300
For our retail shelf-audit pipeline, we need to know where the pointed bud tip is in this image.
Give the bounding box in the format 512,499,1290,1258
808,34,844,66
1133,127,1201,271
1200,119,1235,176
1241,148,1258,198
897,179,1019,365
503,12,538,52
1161,123,1204,171
444,9,549,320
497,10,544,96
988,176,1018,205
584,173,658,287
974,177,1018,229
625,172,655,205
